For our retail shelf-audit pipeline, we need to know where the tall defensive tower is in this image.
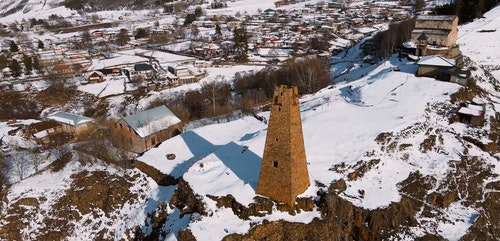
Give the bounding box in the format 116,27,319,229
256,85,310,206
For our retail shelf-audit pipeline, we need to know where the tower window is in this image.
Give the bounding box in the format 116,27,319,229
273,161,278,168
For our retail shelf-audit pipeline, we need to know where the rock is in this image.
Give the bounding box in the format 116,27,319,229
348,172,357,180
169,178,206,218
134,160,177,186
329,179,347,193
178,229,197,241
16,197,39,206
296,197,315,212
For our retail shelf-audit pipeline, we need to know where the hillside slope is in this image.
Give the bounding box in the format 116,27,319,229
0,3,499,241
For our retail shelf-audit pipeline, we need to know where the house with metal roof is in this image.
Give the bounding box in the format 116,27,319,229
46,111,95,140
111,105,182,153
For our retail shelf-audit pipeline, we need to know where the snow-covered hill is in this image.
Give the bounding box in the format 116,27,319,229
0,0,74,22
0,1,499,241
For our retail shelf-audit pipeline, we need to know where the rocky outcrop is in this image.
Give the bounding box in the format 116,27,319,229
224,179,421,241
0,167,148,240
170,178,206,217
137,178,207,240
134,160,178,186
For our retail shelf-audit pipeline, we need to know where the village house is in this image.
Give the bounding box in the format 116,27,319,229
86,68,122,83
24,119,63,146
416,55,470,85
129,63,156,81
411,15,462,64
111,105,182,153
0,81,13,91
50,63,87,76
46,111,95,140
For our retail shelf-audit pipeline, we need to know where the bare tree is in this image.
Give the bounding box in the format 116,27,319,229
29,147,42,173
0,153,9,190
191,25,200,40
8,151,30,181
202,80,220,116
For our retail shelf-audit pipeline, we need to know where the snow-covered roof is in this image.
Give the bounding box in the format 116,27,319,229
417,15,456,21
457,104,485,117
47,112,94,126
122,105,181,138
412,29,450,35
417,55,456,67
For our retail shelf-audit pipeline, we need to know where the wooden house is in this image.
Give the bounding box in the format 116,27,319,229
86,68,122,83
25,120,63,146
111,105,182,153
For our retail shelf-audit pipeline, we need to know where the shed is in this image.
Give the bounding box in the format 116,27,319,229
457,103,485,126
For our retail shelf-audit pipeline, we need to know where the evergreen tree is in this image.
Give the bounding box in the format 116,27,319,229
215,24,222,40
0,55,8,69
21,54,33,73
37,39,44,49
232,28,248,62
10,41,19,53
184,13,197,25
135,28,149,39
9,59,21,77
33,57,41,71
195,6,203,17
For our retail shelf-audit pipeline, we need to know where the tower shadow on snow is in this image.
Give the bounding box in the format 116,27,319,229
173,130,261,191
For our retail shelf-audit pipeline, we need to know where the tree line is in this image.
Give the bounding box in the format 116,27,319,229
147,57,332,122
363,18,415,58
435,0,500,23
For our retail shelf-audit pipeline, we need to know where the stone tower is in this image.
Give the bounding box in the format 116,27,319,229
256,85,310,207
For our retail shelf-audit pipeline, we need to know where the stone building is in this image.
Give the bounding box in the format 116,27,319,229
411,15,462,65
256,85,310,207
111,105,182,153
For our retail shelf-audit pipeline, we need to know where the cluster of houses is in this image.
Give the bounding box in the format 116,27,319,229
399,14,471,86
405,15,484,126
0,0,419,86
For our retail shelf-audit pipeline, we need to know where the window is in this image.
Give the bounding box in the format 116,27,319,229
278,106,281,112
273,161,278,168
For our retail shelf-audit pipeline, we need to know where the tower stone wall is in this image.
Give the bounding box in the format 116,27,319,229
256,85,310,206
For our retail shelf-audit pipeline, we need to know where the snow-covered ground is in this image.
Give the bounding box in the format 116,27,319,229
1,1,500,240
458,5,500,66
136,52,487,240
132,4,500,239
